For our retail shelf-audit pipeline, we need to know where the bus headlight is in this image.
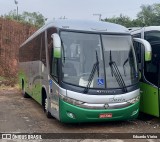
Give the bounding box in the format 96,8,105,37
127,96,140,104
60,95,84,106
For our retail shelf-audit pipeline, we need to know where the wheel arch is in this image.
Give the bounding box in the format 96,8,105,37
41,85,47,109
22,79,24,89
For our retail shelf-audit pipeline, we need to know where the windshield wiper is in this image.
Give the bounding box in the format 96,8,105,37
123,58,129,76
83,51,99,94
109,50,127,93
96,50,99,77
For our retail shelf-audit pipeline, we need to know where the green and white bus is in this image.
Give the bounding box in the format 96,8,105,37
19,20,150,123
130,26,160,117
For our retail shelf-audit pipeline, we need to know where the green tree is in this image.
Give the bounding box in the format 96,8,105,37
103,3,160,27
3,11,45,28
154,3,160,25
137,4,157,26
21,11,45,28
3,10,22,21
104,14,133,27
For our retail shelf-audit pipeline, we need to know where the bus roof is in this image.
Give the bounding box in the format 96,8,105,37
129,26,160,35
46,19,129,33
21,19,130,47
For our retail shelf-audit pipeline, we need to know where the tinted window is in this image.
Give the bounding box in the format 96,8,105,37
144,31,160,44
144,31,160,86
47,27,57,67
40,33,46,65
19,32,45,63
47,27,58,81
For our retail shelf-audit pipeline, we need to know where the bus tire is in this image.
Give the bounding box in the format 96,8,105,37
138,112,153,121
42,89,52,118
22,80,30,98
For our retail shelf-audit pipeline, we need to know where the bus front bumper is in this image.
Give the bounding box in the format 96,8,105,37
59,99,139,123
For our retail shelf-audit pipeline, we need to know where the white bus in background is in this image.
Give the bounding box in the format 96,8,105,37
19,20,151,123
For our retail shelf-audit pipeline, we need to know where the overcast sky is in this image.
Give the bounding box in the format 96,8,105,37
0,0,160,21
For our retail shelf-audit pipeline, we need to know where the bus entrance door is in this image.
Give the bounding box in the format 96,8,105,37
140,46,160,117
140,82,159,117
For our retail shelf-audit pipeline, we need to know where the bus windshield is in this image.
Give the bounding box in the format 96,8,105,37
60,31,138,90
102,35,138,89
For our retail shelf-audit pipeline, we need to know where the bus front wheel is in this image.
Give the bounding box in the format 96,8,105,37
42,89,52,118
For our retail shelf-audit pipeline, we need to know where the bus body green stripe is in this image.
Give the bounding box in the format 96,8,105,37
59,99,139,123
32,83,42,105
19,70,42,105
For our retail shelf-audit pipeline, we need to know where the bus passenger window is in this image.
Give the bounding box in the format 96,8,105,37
47,27,57,68
41,33,46,66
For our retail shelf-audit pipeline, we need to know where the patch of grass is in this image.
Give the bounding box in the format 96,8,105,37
0,84,8,90
0,83,19,90
0,76,5,81
0,76,18,88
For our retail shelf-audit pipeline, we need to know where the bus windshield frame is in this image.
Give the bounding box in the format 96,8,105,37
56,30,138,91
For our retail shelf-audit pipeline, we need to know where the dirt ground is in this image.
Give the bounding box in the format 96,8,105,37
0,88,160,142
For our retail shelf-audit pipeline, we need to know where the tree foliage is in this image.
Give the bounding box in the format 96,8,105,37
104,14,134,27
2,10,45,28
104,3,160,27
137,4,158,26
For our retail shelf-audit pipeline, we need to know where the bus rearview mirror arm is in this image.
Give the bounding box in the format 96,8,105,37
51,33,62,58
133,38,152,61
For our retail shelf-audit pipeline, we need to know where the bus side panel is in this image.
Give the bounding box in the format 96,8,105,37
19,63,25,87
30,61,43,104
19,62,32,96
19,61,45,105
19,64,27,92
140,82,159,117
49,80,60,120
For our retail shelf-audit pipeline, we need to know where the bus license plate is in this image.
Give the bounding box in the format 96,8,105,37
99,113,112,118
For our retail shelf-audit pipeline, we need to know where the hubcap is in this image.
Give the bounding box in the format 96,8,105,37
45,98,48,111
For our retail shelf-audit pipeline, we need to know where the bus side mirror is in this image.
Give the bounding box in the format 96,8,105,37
133,38,152,61
51,33,61,58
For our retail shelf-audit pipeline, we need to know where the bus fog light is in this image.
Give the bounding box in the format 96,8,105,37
67,112,76,119
131,109,138,116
